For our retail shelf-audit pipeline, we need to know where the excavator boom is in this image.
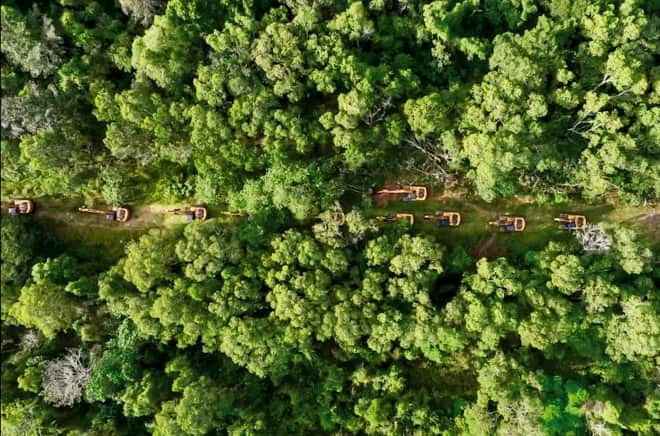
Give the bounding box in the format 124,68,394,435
373,185,428,201
376,189,413,195
78,207,111,215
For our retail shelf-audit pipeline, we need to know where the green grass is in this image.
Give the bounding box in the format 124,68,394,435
38,218,144,265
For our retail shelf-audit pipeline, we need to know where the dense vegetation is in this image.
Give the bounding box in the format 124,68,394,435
2,211,658,434
1,1,659,435
2,0,658,208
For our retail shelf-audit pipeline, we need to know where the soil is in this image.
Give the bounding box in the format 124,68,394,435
473,235,506,259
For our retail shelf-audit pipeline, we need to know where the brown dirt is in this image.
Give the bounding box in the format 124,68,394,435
19,199,174,231
472,235,506,259
641,211,659,223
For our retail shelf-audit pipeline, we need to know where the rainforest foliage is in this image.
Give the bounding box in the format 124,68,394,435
1,1,659,435
1,0,658,207
2,213,658,435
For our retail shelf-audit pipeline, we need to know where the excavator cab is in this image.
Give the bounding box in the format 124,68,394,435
372,185,428,202
489,215,526,232
114,207,129,222
78,205,130,223
424,211,461,227
331,210,346,226
403,186,428,201
376,213,415,226
7,199,33,215
170,206,207,222
554,213,587,230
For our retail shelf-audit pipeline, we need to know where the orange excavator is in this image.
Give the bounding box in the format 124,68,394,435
554,213,587,230
7,199,33,215
170,206,207,222
78,205,130,223
424,211,461,227
489,215,526,232
376,213,415,225
371,185,428,201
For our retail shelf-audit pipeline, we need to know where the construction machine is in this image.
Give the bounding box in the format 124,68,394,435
78,206,130,223
376,213,415,226
489,215,526,232
371,185,428,201
554,213,587,230
7,199,33,215
331,210,346,225
424,211,461,227
170,206,208,222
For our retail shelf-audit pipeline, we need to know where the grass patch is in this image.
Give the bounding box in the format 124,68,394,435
36,218,144,265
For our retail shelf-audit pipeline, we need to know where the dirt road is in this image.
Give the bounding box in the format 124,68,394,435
4,195,658,259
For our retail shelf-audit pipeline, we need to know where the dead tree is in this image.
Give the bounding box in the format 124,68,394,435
119,0,164,25
42,348,91,407
401,135,458,183
362,96,392,126
576,224,613,253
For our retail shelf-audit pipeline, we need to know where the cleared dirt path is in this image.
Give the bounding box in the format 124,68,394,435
3,195,658,259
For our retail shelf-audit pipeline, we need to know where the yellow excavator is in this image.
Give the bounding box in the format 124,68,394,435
170,206,207,222
554,213,587,230
376,213,415,225
331,210,346,225
424,211,461,227
78,205,130,223
371,185,428,201
7,199,34,215
489,215,526,232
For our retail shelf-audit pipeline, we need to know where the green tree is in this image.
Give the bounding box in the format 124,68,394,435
9,281,82,339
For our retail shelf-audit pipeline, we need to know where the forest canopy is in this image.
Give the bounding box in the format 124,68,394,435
1,0,658,207
1,1,659,435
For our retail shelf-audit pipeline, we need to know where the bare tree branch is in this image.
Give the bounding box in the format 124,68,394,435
42,348,91,407
576,224,613,253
